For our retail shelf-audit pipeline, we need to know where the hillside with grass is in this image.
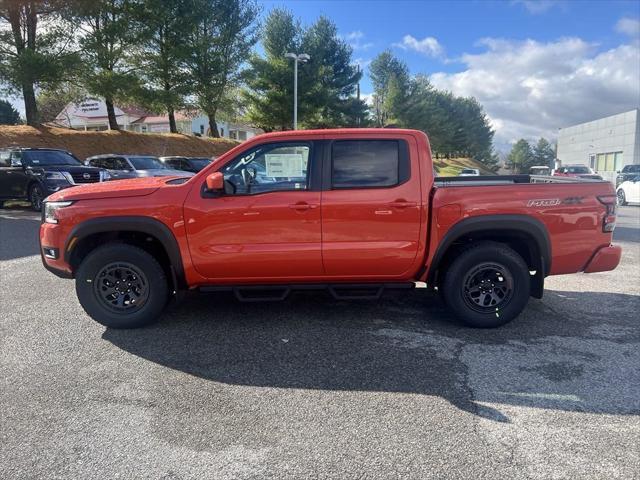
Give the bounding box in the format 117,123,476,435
433,157,496,176
0,126,238,160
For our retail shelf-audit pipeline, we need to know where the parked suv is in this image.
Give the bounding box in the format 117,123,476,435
0,147,108,211
159,156,213,173
85,154,194,180
616,164,640,187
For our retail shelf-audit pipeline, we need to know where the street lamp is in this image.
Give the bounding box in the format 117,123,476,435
285,52,310,130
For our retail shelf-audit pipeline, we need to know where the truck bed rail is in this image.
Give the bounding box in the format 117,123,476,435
434,175,608,187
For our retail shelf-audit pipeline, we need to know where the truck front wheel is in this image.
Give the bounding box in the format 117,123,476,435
441,241,530,328
75,243,168,329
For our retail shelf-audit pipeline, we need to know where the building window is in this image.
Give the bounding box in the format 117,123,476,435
596,151,623,172
589,154,595,169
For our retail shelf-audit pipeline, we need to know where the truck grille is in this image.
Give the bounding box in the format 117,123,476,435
70,171,101,183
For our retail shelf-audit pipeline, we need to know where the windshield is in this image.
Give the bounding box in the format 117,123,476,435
129,156,166,170
189,158,211,169
22,150,82,166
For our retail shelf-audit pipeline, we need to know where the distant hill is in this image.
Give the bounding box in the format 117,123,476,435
0,125,238,160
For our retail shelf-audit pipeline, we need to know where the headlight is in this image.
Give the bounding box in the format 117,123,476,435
45,172,67,181
44,201,74,224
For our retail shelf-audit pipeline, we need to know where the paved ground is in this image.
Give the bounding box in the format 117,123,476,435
1,205,639,479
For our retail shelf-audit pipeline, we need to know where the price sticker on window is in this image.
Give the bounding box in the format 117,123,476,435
265,153,305,177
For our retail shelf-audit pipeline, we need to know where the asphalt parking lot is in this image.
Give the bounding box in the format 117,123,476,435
1,206,639,479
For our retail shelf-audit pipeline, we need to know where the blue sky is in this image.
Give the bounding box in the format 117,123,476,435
261,0,640,149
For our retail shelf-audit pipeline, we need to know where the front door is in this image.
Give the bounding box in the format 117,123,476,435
321,137,423,278
184,141,323,281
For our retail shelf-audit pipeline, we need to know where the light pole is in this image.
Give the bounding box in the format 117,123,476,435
285,52,310,130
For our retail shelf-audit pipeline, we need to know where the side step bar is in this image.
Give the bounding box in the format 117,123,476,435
199,283,415,302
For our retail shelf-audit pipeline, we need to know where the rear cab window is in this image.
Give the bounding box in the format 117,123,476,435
330,139,408,189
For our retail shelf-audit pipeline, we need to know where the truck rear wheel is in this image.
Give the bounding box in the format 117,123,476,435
75,243,168,329
441,241,530,328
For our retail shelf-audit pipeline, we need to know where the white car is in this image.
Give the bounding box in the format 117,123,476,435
616,175,640,205
459,168,480,176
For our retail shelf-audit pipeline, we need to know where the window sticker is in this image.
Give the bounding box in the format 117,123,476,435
265,153,305,177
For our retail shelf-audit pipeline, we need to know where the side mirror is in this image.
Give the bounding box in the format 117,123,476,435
205,172,224,191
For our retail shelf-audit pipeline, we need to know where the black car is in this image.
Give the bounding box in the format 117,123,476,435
0,147,108,211
159,156,213,173
616,164,640,187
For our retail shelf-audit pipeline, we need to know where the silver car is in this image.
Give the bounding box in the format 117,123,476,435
85,154,194,180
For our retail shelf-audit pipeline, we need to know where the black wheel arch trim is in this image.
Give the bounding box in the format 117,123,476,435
426,214,551,286
64,216,187,289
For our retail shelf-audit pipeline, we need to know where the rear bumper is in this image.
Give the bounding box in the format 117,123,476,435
584,244,622,273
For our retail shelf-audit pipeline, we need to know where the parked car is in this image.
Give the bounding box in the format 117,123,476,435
616,175,640,205
0,147,108,211
40,128,621,330
529,165,551,175
553,165,602,180
85,154,194,179
459,168,480,176
159,156,213,173
616,164,640,187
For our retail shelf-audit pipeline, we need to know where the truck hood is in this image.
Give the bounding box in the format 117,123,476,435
46,176,177,202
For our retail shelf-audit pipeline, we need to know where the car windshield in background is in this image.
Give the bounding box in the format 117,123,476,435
22,150,82,166
567,166,590,174
190,158,211,169
129,157,166,170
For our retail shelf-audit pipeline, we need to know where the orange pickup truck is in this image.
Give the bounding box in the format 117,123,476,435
40,129,621,329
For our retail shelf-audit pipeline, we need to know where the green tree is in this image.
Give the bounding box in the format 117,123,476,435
532,137,555,168
0,1,79,125
369,50,409,126
134,0,196,132
186,0,259,137
242,8,300,131
73,0,144,130
298,16,366,128
243,9,366,131
0,99,21,124
507,139,533,174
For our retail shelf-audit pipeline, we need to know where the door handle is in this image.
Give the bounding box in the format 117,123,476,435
388,200,417,209
289,202,317,211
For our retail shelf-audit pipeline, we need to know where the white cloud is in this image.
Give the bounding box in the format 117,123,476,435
430,36,640,149
359,92,374,106
616,17,640,37
393,35,444,58
342,31,373,51
511,0,563,15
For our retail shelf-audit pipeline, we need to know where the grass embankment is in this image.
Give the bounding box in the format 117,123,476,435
433,157,495,176
0,125,238,160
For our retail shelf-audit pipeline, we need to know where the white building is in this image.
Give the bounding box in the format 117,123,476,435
557,109,639,182
54,98,262,141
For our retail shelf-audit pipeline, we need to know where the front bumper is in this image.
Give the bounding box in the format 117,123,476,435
584,244,622,273
39,222,73,279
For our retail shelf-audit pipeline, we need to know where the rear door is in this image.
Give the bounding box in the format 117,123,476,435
320,135,423,278
0,151,30,199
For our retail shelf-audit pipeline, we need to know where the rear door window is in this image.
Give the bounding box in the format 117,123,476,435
331,140,403,188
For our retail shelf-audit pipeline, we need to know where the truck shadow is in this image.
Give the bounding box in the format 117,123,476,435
103,288,640,422
0,208,41,261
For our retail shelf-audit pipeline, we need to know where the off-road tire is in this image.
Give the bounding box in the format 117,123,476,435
75,243,168,328
441,241,530,328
